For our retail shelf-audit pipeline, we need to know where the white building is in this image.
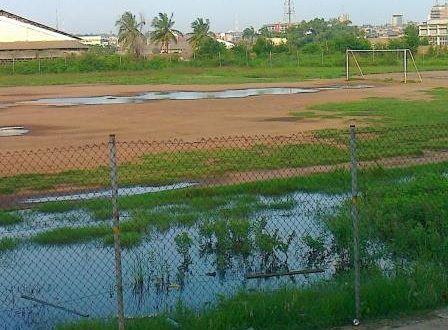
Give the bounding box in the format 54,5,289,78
216,39,235,49
0,9,87,60
419,4,448,46
217,31,242,43
338,14,351,24
80,35,118,47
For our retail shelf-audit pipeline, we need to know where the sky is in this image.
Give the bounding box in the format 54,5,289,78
0,0,440,35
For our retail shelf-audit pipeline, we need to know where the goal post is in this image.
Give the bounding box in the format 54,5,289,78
346,49,423,83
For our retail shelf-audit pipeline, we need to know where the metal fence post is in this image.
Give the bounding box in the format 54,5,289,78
109,134,125,330
349,125,361,325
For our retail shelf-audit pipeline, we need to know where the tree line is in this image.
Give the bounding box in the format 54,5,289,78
115,12,425,58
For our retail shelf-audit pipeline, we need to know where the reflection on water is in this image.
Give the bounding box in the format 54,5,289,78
0,126,30,137
24,182,198,204
23,85,373,107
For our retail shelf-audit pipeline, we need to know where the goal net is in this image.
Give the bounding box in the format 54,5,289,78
346,49,422,83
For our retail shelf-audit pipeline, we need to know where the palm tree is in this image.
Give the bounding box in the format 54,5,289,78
115,12,146,57
242,26,257,45
150,13,183,53
188,18,214,52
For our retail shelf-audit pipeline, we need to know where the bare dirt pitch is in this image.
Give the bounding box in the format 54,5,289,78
1,71,448,152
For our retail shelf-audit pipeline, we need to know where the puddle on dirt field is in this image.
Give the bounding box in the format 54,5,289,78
22,85,374,107
0,126,30,137
0,192,347,329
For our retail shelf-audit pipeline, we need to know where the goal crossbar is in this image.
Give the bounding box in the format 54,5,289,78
346,49,423,83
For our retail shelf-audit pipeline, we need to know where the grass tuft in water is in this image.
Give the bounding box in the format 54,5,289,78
0,211,23,226
0,237,19,252
33,226,110,245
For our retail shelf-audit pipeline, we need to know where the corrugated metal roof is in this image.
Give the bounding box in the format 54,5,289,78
0,40,89,51
0,10,81,40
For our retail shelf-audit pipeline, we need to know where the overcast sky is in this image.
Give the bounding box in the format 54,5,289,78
0,0,439,34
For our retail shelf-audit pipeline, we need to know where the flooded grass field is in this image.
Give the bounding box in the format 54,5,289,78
0,186,347,329
1,123,447,329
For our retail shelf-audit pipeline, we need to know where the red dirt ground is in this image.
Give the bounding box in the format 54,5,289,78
1,71,447,153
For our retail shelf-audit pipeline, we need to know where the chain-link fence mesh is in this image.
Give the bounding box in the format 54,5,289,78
0,124,447,329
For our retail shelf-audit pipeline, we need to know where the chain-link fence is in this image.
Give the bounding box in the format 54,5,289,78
0,124,447,329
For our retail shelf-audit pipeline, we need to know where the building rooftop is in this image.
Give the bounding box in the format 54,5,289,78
0,9,81,41
0,40,88,51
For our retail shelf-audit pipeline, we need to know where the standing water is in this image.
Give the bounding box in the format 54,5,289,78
0,191,346,329
22,85,373,107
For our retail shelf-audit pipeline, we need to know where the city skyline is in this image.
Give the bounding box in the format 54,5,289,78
0,0,439,34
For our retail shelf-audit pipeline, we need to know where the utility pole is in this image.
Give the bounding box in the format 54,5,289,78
284,0,295,26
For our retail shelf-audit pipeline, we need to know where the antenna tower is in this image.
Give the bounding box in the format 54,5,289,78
284,0,295,25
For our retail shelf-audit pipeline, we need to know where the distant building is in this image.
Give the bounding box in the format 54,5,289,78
217,31,242,43
0,9,88,60
363,24,403,41
145,35,193,58
429,4,448,20
419,3,448,46
262,23,291,34
338,14,351,24
80,35,118,47
391,14,404,27
216,39,235,49
267,37,287,46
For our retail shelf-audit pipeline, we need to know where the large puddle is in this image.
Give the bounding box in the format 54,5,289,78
22,85,373,107
24,182,198,204
0,126,30,137
0,191,347,329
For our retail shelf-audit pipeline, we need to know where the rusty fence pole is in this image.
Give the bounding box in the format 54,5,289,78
109,134,125,330
350,125,361,325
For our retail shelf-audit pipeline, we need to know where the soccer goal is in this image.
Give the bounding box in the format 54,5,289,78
346,49,423,83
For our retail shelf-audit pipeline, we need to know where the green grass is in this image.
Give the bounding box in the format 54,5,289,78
3,89,448,196
0,66,346,87
4,85,448,197
56,161,448,330
0,168,110,196
1,51,448,87
30,161,448,221
22,162,447,249
0,211,23,226
328,169,448,267
18,167,347,247
0,143,348,195
0,238,18,253
32,226,110,245
121,210,172,233
103,232,143,249
58,264,448,330
311,88,448,127
57,317,175,330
